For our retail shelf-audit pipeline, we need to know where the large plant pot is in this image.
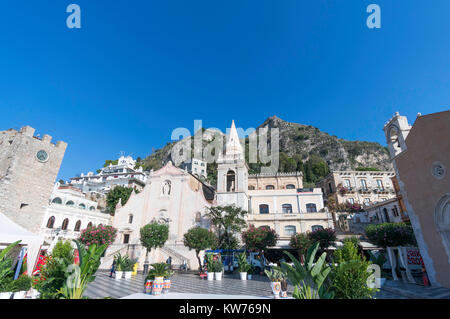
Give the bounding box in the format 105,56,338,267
214,272,223,281
270,282,281,299
0,292,12,299
13,291,26,299
115,271,123,280
240,272,247,281
162,279,171,294
145,280,153,294
124,271,132,279
207,272,214,281
248,274,253,280
152,277,164,295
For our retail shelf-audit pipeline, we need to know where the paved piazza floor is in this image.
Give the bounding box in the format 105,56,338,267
85,271,410,299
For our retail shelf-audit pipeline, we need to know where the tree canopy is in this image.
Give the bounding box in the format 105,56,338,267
106,186,134,215
183,226,217,271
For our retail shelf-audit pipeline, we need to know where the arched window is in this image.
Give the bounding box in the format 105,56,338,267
226,170,236,192
128,215,134,224
248,185,255,190
286,184,296,189
51,197,62,204
312,225,324,232
66,200,75,207
79,203,86,210
87,222,93,228
282,204,293,214
61,218,69,230
74,220,82,232
259,204,269,214
265,185,275,190
195,212,202,223
284,225,296,236
306,203,317,213
46,216,55,229
89,206,95,211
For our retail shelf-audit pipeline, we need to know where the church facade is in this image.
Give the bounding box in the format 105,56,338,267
107,121,331,269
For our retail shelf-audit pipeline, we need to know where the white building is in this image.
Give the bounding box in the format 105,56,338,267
40,183,111,245
70,156,148,194
179,158,208,179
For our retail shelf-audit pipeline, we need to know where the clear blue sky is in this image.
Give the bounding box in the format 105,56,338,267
0,1,448,180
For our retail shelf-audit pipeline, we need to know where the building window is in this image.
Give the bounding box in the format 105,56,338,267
286,184,295,189
79,203,86,210
306,203,317,213
376,180,384,190
348,198,355,204
52,197,62,204
87,222,93,228
89,206,95,211
282,204,293,214
226,170,236,192
129,215,134,224
259,204,269,214
344,179,351,188
284,226,296,236
195,212,202,223
123,234,130,244
248,185,255,190
360,179,368,190
46,216,55,229
312,225,324,232
66,200,75,207
328,183,333,193
61,218,69,231
265,185,275,190
364,198,371,206
74,220,82,232
392,206,399,217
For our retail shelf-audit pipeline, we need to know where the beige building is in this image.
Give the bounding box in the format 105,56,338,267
316,170,396,208
105,161,215,270
384,110,450,288
0,126,67,233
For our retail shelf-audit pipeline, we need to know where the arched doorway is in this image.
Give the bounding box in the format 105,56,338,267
435,195,450,262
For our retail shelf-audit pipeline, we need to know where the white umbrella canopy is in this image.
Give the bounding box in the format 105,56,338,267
0,212,45,274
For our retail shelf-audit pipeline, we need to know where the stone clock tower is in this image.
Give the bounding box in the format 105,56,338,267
0,126,67,233
216,121,249,211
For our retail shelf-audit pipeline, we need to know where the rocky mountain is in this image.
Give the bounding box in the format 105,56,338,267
139,116,392,185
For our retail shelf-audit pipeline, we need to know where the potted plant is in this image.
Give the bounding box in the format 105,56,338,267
11,275,32,299
147,263,169,296
213,260,223,281
237,253,251,281
205,254,215,281
265,268,283,299
163,266,175,294
123,256,136,279
114,253,125,280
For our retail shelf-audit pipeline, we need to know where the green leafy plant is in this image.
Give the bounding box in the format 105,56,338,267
205,254,215,273
106,185,134,215
0,241,21,292
241,225,278,256
146,263,173,280
308,228,336,251
58,240,107,299
289,233,312,263
212,260,223,273
10,275,32,292
330,241,376,299
183,226,217,272
114,253,126,271
281,242,334,299
264,267,284,282
365,223,417,248
237,253,251,273
79,224,117,248
140,222,169,264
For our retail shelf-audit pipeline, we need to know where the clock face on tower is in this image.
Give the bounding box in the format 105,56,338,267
36,150,49,163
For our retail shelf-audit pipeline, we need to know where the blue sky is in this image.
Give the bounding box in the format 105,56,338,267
0,1,449,180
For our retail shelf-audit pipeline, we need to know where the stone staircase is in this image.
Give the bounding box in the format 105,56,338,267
160,245,193,270
99,244,130,270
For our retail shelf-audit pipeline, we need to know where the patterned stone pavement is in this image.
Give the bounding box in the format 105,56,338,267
382,280,450,299
85,271,411,299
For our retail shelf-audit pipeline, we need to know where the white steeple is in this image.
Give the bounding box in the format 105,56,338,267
225,120,243,157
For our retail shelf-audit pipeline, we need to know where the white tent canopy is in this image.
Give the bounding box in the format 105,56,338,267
0,212,44,275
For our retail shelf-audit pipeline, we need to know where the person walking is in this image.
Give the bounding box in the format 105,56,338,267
109,259,116,278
